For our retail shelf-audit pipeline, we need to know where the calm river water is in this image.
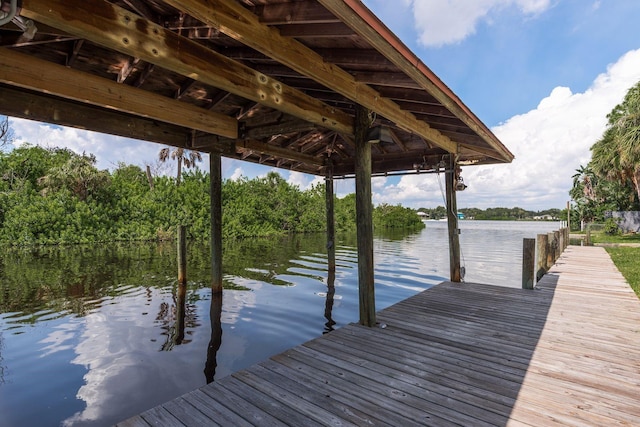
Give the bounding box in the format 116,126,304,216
0,220,560,427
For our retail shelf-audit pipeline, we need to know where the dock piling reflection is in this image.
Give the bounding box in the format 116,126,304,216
204,292,223,384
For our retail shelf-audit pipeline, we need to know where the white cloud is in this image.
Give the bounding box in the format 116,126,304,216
374,48,640,210
374,173,447,208
11,119,160,170
286,171,325,191
467,48,640,208
410,0,551,47
229,166,244,181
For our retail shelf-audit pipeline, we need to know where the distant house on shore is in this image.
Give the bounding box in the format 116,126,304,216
533,214,555,221
417,211,429,220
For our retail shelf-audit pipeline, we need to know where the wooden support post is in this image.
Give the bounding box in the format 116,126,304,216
536,233,548,281
546,232,555,268
177,225,187,286
522,238,536,289
445,155,462,282
567,201,571,233
210,152,223,294
146,165,154,190
553,230,561,262
355,105,375,327
325,168,336,273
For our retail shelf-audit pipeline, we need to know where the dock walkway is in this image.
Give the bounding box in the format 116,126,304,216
118,246,640,426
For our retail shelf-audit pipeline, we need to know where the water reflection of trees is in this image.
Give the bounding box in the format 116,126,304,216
0,243,180,317
222,233,327,287
0,330,6,385
374,227,423,242
0,233,348,345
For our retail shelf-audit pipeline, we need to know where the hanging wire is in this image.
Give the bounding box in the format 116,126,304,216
436,169,466,282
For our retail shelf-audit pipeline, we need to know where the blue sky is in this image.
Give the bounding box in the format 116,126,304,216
7,0,640,210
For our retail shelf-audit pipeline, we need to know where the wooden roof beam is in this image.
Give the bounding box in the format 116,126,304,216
20,0,353,136
0,83,239,154
163,0,458,154
0,48,238,138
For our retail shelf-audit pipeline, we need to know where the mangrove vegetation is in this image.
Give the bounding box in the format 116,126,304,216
0,144,424,245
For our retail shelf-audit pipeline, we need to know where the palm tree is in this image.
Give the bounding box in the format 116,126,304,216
158,146,202,186
570,165,598,231
570,165,596,201
591,81,640,202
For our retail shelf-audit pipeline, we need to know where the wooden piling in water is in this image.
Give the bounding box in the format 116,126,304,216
177,225,187,286
522,238,535,289
210,153,223,294
553,230,560,262
536,233,548,281
325,168,336,273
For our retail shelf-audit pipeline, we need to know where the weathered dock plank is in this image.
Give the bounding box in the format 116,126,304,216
117,246,640,426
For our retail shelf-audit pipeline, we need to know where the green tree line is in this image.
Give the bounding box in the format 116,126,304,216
0,144,423,245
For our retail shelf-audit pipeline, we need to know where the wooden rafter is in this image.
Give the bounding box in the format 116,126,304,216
117,57,141,84
245,119,316,140
20,0,353,136
0,48,238,138
175,78,197,99
133,62,155,87
353,71,421,89
161,0,458,154
240,139,324,167
66,39,84,67
253,1,339,25
277,23,354,38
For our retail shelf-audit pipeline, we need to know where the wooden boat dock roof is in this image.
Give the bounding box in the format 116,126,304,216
0,0,513,176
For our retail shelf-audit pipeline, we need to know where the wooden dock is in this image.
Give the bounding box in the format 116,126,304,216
118,246,640,426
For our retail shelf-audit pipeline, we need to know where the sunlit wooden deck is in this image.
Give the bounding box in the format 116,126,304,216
117,246,640,426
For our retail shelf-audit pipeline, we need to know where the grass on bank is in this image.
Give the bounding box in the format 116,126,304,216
605,246,640,298
592,233,640,244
